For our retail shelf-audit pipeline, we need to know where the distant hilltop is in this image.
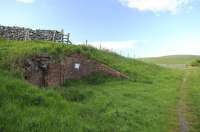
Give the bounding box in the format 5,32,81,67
0,25,72,43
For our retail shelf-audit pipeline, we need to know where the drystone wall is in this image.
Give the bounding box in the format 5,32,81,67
0,25,64,42
24,53,128,87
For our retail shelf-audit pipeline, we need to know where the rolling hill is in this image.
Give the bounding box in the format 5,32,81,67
140,55,200,65
140,55,200,69
0,39,183,132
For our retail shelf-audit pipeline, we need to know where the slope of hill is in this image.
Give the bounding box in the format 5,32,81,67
140,55,200,69
140,55,200,65
0,39,183,132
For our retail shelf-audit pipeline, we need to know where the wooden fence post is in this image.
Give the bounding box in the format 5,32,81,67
24,29,29,41
61,29,64,43
53,30,56,41
60,30,72,44
67,33,70,44
86,40,88,45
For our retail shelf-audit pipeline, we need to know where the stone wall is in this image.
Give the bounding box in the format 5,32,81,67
24,53,128,87
0,25,64,42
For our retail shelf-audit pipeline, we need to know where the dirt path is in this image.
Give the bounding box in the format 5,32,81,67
177,72,188,132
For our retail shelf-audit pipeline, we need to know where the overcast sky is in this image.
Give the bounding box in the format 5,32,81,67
1,0,200,57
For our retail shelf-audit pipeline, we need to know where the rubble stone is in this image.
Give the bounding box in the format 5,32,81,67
0,25,64,42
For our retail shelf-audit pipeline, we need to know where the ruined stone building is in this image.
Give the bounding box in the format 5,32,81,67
24,53,128,87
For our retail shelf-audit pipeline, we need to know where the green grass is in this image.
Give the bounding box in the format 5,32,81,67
140,55,200,65
0,39,183,132
184,68,200,132
190,59,200,67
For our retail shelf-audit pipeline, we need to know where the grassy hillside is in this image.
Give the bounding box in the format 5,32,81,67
0,39,183,132
140,55,200,65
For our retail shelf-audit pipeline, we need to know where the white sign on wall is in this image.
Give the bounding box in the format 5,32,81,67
74,63,80,70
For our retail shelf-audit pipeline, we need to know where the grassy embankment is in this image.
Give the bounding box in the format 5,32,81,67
0,39,183,132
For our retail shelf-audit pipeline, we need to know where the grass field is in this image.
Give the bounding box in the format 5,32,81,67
182,68,200,132
140,55,200,65
140,54,200,132
0,39,188,132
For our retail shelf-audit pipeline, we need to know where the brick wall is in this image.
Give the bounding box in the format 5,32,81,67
24,53,128,87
